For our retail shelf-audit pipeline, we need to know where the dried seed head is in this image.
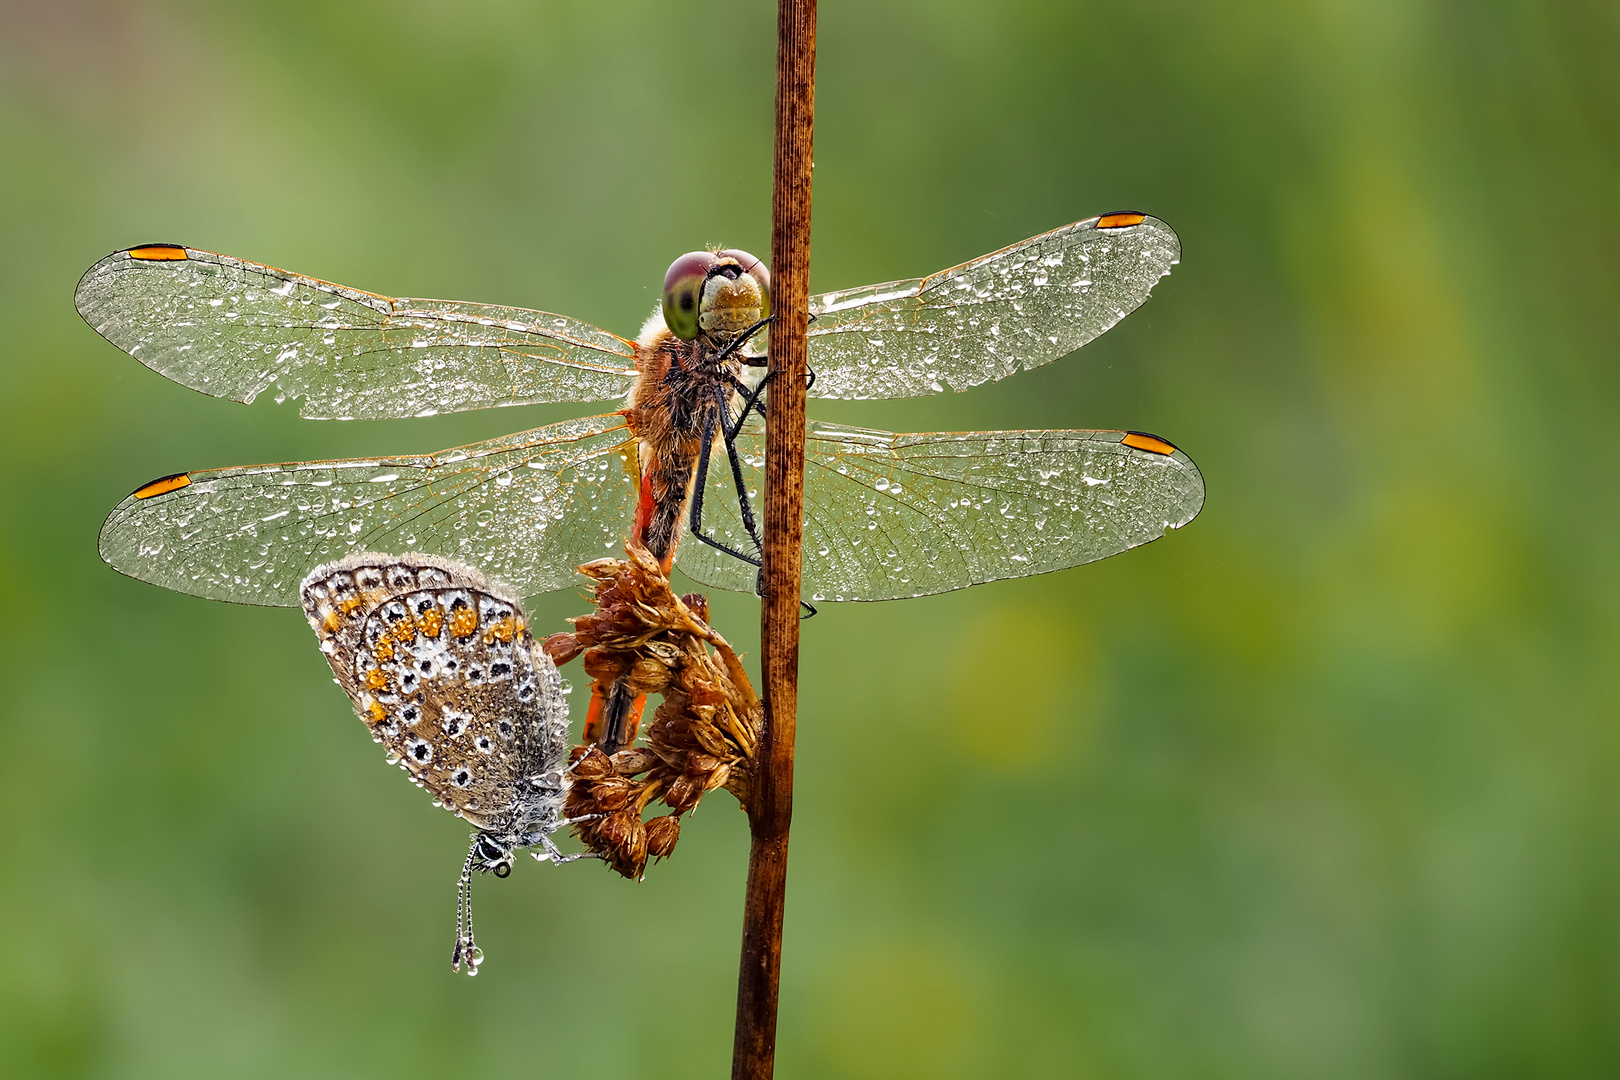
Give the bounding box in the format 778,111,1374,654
569,745,614,781
552,544,763,874
589,777,633,811
646,814,681,859
688,681,728,707
582,648,629,683
663,774,703,812
610,747,659,775
543,632,583,665
684,753,720,776
703,762,732,792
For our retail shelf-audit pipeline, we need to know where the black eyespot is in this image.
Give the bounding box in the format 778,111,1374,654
412,743,430,761
490,662,510,677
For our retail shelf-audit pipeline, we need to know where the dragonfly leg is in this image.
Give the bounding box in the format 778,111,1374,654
727,363,814,424
723,367,774,431
688,401,766,570
715,316,773,365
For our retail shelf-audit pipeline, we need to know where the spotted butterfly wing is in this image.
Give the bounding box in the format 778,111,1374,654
299,553,570,832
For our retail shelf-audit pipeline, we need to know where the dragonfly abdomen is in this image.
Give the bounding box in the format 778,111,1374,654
625,330,727,571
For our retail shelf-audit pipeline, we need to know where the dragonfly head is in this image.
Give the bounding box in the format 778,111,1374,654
662,248,770,345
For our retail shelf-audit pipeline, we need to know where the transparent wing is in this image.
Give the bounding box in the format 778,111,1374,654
805,213,1180,399
677,417,1204,601
100,414,640,606
75,245,639,419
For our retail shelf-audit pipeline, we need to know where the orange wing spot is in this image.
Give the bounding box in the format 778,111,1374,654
132,473,190,499
364,669,389,692
1122,431,1179,456
390,617,417,644
365,701,387,725
337,596,362,615
483,615,517,645
322,611,341,634
417,608,444,638
127,244,188,261
1096,212,1147,229
372,637,395,662
449,606,479,639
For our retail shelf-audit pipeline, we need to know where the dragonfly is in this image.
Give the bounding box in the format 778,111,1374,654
81,213,1204,743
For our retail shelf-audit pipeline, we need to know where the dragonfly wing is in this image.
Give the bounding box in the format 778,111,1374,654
100,414,641,606
805,213,1180,399
75,246,638,419
678,418,1203,600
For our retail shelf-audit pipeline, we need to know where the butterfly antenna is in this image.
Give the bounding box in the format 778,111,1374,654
450,843,484,976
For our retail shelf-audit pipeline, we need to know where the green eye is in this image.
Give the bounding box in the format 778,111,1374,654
717,248,769,320
662,251,718,341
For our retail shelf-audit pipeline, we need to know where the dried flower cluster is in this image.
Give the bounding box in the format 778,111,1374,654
543,544,763,878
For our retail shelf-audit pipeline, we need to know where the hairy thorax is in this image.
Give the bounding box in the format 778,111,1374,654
623,322,748,565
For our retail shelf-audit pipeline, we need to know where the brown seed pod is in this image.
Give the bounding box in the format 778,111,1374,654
553,544,763,875
646,814,681,859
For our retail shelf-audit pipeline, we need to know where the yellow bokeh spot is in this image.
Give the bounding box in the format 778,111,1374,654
943,605,1097,770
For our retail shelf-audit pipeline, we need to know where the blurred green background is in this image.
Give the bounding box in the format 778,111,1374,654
2,1,1616,1077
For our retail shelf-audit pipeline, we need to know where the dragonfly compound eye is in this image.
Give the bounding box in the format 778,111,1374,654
663,251,720,341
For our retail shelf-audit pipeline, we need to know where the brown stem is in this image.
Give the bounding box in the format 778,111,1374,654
731,3,814,1078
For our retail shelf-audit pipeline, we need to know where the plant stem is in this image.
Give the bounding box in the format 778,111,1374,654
731,2,814,1078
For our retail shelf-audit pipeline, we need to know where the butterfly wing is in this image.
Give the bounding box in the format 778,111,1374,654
302,553,570,832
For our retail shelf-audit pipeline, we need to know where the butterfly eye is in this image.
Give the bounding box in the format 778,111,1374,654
662,251,719,341
717,248,769,320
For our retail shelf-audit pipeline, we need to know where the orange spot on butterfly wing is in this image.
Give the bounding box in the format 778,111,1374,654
449,606,479,639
